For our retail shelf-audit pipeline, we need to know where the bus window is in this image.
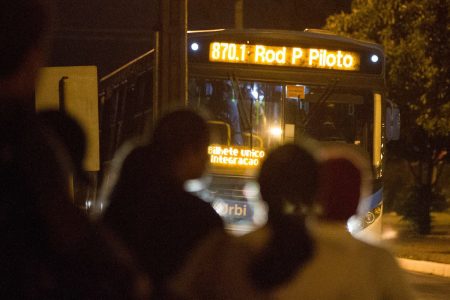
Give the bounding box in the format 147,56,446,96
208,120,231,145
189,78,283,172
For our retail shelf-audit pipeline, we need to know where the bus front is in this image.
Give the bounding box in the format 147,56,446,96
186,29,385,238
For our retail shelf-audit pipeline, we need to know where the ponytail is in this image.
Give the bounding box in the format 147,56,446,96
249,215,314,290
250,143,319,290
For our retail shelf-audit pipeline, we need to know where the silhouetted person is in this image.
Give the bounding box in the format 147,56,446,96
317,158,364,222
315,143,376,240
0,0,51,103
38,109,97,210
309,144,414,299
172,143,413,299
38,110,87,181
244,143,319,289
0,1,150,298
169,143,319,299
103,109,224,298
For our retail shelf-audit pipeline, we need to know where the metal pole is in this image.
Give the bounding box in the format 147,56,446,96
158,0,188,114
235,0,243,29
58,76,68,113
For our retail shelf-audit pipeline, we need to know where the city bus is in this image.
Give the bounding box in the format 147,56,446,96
98,29,395,238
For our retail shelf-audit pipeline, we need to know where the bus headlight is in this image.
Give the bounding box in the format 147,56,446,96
191,42,200,51
371,54,379,63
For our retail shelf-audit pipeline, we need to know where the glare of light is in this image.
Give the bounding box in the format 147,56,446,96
184,178,205,192
371,54,379,63
191,42,199,51
243,182,260,200
252,201,268,226
212,200,228,216
269,126,283,137
381,228,398,240
251,87,259,100
347,215,362,234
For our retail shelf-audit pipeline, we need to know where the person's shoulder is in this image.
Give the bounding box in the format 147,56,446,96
240,226,272,251
0,100,38,131
184,192,220,211
354,240,415,299
180,192,224,224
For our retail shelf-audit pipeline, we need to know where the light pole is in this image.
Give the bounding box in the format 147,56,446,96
157,0,188,115
235,0,243,29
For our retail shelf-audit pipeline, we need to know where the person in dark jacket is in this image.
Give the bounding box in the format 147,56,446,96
103,109,224,298
0,1,150,298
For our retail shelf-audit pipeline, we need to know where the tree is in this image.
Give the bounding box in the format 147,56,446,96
325,0,449,234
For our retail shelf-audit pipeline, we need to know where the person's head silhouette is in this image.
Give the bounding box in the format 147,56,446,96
258,143,319,221
317,158,362,222
316,143,372,224
0,0,52,100
151,109,210,184
250,143,319,290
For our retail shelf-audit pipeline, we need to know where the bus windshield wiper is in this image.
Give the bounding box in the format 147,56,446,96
229,74,255,148
302,78,339,128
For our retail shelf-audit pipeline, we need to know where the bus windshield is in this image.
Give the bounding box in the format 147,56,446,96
287,84,372,150
189,78,283,150
188,78,373,156
187,77,373,233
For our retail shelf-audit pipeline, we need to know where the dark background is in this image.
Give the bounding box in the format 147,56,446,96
49,0,351,77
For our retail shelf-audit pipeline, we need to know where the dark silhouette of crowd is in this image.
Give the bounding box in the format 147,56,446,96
103,110,224,298
1,1,414,299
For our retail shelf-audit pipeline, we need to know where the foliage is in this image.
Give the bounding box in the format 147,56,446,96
325,0,449,234
383,158,412,212
384,158,448,214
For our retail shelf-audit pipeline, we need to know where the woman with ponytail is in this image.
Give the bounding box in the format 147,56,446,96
171,143,413,299
246,143,319,290
170,143,319,299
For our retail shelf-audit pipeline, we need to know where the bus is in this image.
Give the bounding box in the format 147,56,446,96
98,29,395,238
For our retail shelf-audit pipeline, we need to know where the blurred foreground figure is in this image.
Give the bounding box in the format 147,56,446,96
245,143,319,290
38,110,88,183
0,1,49,101
170,143,319,299
0,1,150,298
172,143,415,299
309,143,414,299
103,109,224,298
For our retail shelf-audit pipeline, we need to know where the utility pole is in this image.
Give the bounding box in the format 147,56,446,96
235,0,244,29
157,0,188,115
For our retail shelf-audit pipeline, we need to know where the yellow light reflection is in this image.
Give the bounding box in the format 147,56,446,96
373,93,382,177
269,127,283,137
209,42,360,71
208,145,265,168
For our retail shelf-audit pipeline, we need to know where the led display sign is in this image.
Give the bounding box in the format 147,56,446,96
208,145,265,168
209,42,360,71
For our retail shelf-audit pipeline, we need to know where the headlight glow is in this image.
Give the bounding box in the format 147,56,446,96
191,42,199,51
371,54,379,63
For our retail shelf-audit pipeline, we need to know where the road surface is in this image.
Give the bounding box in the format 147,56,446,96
406,271,450,299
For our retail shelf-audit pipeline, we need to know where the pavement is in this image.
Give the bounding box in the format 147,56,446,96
397,258,450,278
381,212,450,278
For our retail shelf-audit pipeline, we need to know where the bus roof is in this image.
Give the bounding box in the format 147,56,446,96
187,28,383,52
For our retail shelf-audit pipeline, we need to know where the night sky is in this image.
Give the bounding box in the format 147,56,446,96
50,0,351,77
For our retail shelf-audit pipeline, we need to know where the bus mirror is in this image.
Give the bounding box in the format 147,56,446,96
386,101,400,141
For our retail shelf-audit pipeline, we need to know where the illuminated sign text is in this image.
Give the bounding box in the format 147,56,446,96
208,145,265,167
214,202,248,217
209,42,360,71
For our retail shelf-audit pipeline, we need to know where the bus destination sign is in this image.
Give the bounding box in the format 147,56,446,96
209,42,360,71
